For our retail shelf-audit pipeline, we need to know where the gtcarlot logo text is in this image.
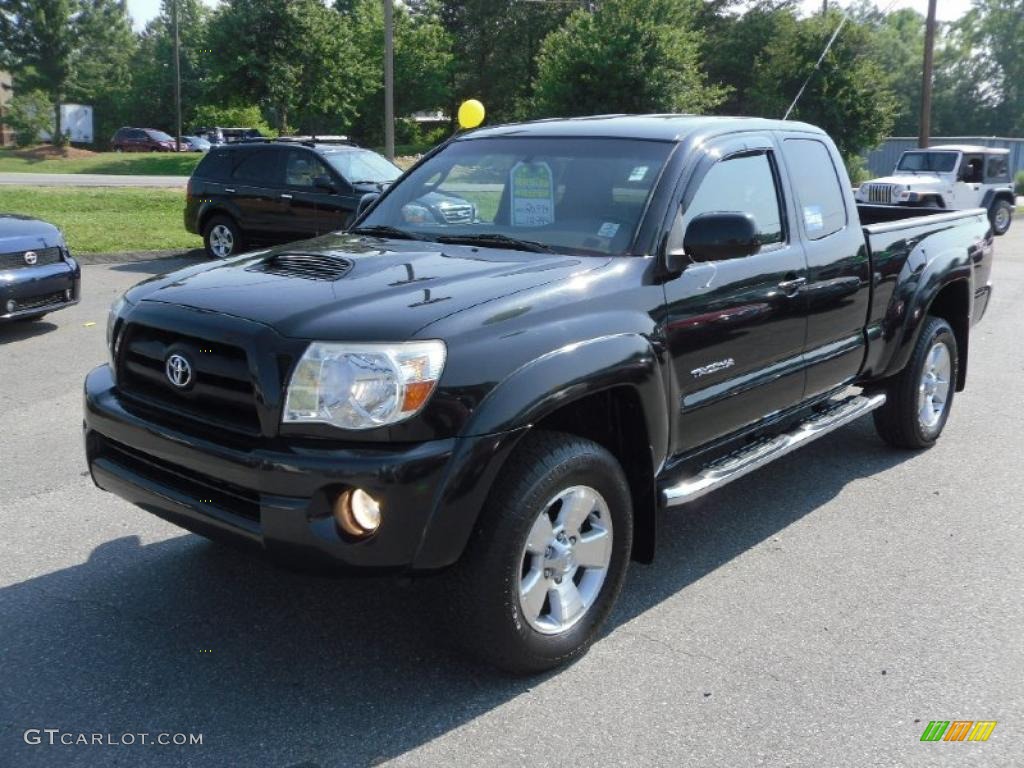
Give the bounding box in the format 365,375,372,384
23,729,203,747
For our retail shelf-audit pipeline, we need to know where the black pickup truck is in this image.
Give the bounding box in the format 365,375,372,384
85,116,994,673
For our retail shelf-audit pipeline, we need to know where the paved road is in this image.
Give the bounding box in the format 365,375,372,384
1,234,1022,767
0,172,188,188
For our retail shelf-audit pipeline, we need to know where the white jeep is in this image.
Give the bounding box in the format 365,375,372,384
857,144,1015,235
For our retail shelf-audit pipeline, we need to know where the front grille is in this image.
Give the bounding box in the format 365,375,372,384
247,252,354,281
865,184,894,204
97,435,261,523
0,246,64,270
12,291,67,311
117,324,262,434
438,203,475,224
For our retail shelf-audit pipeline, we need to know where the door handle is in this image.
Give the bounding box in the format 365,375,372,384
280,193,293,199
224,187,236,193
778,276,806,294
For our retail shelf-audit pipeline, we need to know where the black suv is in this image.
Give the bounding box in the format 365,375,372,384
185,140,477,258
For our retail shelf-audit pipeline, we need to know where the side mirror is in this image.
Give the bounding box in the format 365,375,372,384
355,191,381,220
669,212,761,269
313,174,337,193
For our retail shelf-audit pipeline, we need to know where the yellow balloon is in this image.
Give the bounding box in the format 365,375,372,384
458,99,486,130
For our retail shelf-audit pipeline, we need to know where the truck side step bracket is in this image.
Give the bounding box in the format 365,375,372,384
660,392,887,507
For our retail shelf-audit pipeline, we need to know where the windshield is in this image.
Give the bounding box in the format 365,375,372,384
358,137,673,255
324,149,402,184
896,151,958,173
147,130,174,142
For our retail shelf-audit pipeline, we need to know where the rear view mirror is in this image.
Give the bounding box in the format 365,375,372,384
672,212,761,267
355,192,381,221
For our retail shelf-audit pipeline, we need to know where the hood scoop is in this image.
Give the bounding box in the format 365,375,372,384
247,252,354,281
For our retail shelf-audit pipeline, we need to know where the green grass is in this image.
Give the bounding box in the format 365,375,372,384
2,186,201,254
0,148,201,176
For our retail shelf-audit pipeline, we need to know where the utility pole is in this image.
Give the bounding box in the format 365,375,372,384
918,0,937,148
383,0,395,160
173,0,182,152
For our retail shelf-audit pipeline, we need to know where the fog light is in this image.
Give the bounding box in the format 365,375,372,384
64,288,72,301
333,488,382,537
5,299,15,313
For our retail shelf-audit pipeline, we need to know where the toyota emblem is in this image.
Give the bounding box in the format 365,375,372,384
165,353,193,389
24,250,38,265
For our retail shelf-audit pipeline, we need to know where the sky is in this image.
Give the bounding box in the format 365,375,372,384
125,0,975,31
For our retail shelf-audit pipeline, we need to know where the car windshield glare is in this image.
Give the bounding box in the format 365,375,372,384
325,149,402,185
358,136,674,255
897,151,958,173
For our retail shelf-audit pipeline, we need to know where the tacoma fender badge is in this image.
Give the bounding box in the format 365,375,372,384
690,358,735,378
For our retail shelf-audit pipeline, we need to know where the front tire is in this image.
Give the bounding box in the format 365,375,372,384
989,199,1013,236
452,431,633,674
874,316,958,449
203,215,243,259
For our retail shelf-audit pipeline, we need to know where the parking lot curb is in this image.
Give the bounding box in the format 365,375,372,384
75,249,206,265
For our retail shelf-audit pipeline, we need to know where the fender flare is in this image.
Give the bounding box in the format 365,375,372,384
411,333,669,570
882,266,973,384
980,188,1015,210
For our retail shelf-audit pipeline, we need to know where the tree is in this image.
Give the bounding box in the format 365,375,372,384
533,0,728,118
745,11,899,160
69,0,136,145
701,0,800,116
207,0,371,133
346,0,452,145
3,90,54,146
956,0,1024,135
439,0,573,124
0,0,76,141
125,0,210,138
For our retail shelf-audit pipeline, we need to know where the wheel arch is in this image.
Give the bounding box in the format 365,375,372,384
412,334,669,569
924,279,971,391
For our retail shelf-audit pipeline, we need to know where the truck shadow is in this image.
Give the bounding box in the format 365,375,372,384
0,419,910,767
0,319,59,343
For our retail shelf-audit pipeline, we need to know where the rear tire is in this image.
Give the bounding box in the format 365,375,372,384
203,215,243,259
873,316,958,449
989,199,1013,236
451,431,633,674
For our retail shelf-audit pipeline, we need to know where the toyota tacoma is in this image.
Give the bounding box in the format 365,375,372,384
85,116,994,673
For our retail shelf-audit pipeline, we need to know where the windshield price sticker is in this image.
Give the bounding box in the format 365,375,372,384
510,162,555,227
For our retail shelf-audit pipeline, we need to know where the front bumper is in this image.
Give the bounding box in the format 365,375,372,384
0,259,81,321
84,364,476,572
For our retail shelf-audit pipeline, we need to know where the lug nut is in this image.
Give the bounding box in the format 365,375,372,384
543,568,552,579
554,576,562,584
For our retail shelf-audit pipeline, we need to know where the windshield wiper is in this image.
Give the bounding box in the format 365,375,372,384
435,233,556,254
350,224,428,241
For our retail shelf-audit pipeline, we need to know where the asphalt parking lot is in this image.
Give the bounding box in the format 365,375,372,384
2,230,1022,767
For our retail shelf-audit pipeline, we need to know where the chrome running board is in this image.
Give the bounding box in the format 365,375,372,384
660,392,887,507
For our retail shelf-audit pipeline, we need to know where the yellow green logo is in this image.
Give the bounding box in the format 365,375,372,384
920,720,997,742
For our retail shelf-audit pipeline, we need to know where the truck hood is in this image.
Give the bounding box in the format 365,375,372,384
868,174,945,188
0,214,63,253
130,233,606,340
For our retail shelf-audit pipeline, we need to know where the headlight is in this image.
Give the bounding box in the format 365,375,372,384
283,340,446,430
107,295,130,368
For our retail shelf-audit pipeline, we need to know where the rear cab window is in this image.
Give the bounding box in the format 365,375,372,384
985,154,1010,182
781,138,848,240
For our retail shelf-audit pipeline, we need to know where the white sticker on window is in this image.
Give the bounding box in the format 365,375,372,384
598,222,620,238
510,161,555,227
803,205,824,232
628,166,649,182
